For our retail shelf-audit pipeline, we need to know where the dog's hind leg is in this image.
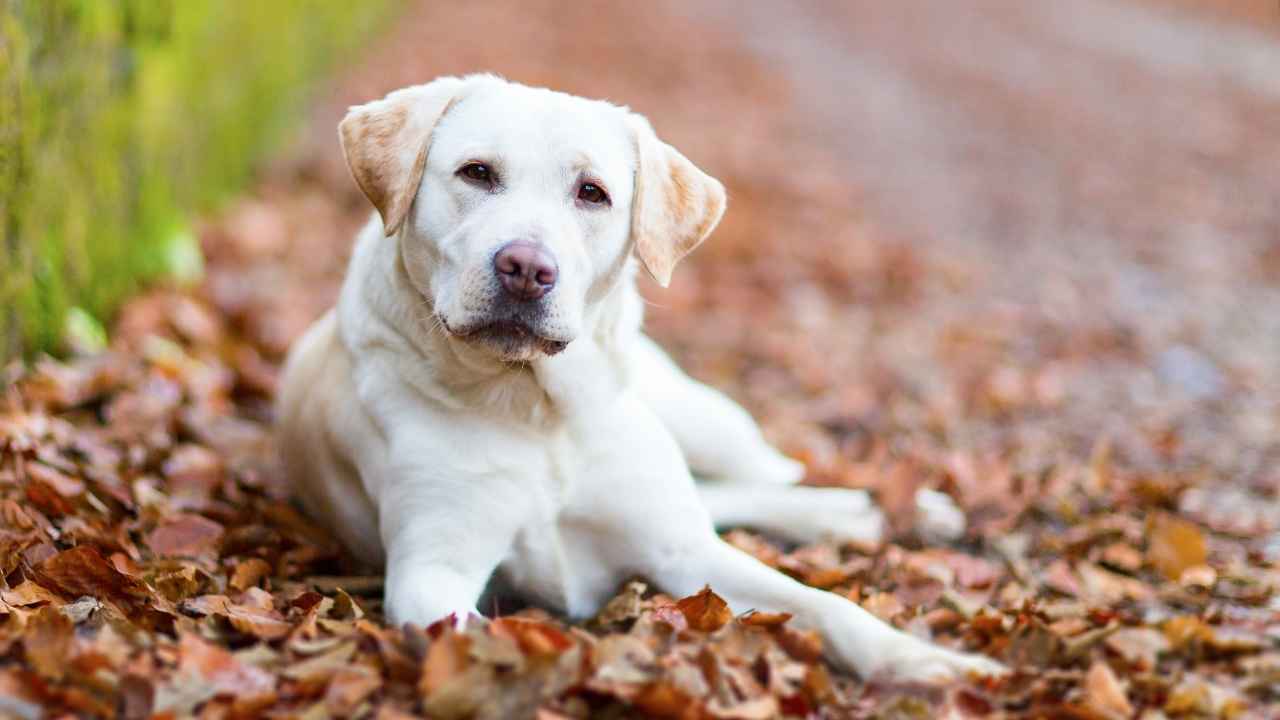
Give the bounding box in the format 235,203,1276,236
697,484,885,545
629,335,805,485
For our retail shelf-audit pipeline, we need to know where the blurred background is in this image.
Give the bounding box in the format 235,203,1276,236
4,0,1279,519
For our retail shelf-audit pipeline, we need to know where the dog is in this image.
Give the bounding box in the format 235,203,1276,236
276,74,1005,683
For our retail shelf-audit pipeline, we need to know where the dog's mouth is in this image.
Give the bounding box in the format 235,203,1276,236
440,317,569,357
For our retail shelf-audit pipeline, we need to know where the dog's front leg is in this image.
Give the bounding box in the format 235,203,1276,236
658,535,1006,683
378,465,520,627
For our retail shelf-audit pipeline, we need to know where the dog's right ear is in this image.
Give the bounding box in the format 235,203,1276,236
339,76,466,236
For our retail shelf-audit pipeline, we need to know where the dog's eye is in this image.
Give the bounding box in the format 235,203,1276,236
578,183,609,205
458,163,493,185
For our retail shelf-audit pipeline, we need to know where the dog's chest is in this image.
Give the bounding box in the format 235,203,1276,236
498,429,626,617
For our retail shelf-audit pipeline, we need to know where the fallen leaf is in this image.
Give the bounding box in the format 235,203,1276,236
155,634,275,715
1147,513,1208,582
1164,677,1248,717
419,628,472,697
229,557,272,591
596,580,646,626
676,586,733,632
739,610,792,627
1105,627,1170,670
1082,660,1132,720
862,592,905,622
182,594,291,639
491,617,573,657
22,606,73,680
324,666,382,715
2,580,62,607
283,641,357,684
33,545,153,617
147,513,224,558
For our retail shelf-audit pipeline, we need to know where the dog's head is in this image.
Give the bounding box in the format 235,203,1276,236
338,75,725,361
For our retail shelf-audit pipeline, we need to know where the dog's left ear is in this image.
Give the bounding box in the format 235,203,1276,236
628,115,726,287
339,76,466,236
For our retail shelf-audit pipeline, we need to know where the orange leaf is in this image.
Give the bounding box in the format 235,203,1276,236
1147,513,1207,582
23,606,73,680
490,617,572,657
176,632,275,697
675,586,732,632
740,610,793,627
419,628,471,696
33,545,152,616
229,557,273,592
1083,661,1133,720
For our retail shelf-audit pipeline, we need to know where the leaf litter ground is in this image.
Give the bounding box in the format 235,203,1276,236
4,1,1280,717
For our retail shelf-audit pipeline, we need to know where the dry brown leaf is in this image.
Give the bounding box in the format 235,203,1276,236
324,666,383,715
419,628,472,697
596,580,646,626
1147,513,1208,582
193,643,273,698
862,592,905,622
676,586,733,632
22,605,73,680
283,640,357,684
229,557,273,591
633,681,696,718
1105,627,1170,670
491,617,573,657
2,579,62,607
1164,615,1214,655
1082,661,1133,720
1098,542,1143,574
33,545,153,616
182,594,292,639
739,610,792,627
1164,678,1248,717
147,513,224,558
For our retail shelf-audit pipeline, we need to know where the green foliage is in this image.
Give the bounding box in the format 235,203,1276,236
0,0,392,359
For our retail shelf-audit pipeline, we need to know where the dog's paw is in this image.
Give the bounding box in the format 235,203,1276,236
791,487,885,545
866,637,1008,685
384,583,480,630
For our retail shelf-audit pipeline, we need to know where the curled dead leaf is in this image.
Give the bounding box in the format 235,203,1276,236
676,586,733,632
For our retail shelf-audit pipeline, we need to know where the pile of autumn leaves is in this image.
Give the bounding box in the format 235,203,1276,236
0,286,1277,718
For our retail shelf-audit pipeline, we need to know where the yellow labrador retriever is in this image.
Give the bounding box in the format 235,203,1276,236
277,74,1004,682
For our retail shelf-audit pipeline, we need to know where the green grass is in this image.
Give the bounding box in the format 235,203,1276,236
0,1,393,360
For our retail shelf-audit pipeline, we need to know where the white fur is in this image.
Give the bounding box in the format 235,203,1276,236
277,75,1004,683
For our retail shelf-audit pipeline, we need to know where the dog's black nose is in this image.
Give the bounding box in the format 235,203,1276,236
494,241,557,301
